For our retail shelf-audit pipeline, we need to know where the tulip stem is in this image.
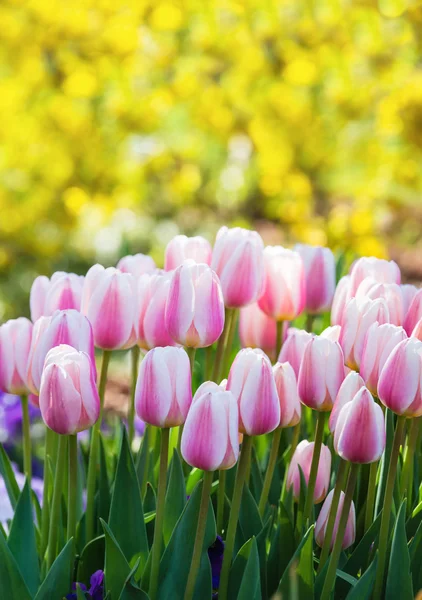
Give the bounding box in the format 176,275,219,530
128,346,140,446
212,308,235,382
20,395,32,485
67,434,77,542
47,434,67,570
400,417,420,511
259,428,282,517
184,471,214,600
303,411,326,525
290,421,301,461
41,428,56,558
373,414,406,600
317,458,349,573
217,469,226,535
306,313,316,333
85,350,111,542
276,320,283,359
187,347,196,375
149,427,170,600
364,460,379,534
218,435,253,600
320,462,359,600
221,308,238,378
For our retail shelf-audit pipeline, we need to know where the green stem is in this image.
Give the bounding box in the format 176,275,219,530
320,463,359,600
218,435,253,600
67,435,77,541
306,313,316,333
303,411,326,524
258,428,282,517
41,428,55,558
47,435,67,570
212,308,232,382
140,425,151,498
276,320,284,360
85,350,111,542
149,428,170,600
373,414,406,600
290,422,301,461
184,471,214,600
400,417,419,502
318,459,349,573
221,308,238,378
187,347,196,374
407,419,421,515
21,395,32,484
217,469,226,535
128,346,140,445
364,461,379,534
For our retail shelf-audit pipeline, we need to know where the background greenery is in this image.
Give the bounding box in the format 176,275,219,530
1,0,422,319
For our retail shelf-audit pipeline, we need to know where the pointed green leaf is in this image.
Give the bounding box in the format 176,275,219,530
278,525,314,599
409,517,422,592
250,445,263,502
76,583,87,599
346,558,378,600
385,500,413,600
35,539,74,600
77,535,105,587
267,501,295,597
343,511,381,578
228,537,261,600
101,519,131,599
163,449,186,545
0,527,32,600
0,443,20,509
98,435,111,524
136,426,150,496
118,560,149,600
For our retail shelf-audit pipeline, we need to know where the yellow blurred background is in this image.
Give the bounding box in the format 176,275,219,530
1,0,422,318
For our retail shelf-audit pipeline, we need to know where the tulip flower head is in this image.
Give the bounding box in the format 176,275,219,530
278,328,314,377
39,345,100,435
211,226,265,308
404,289,422,336
295,244,336,314
136,271,176,349
30,272,84,322
239,302,288,361
329,371,365,433
401,284,419,315
117,253,156,276
165,235,212,271
349,257,401,297
359,280,404,326
315,490,356,550
0,318,33,395
286,440,331,503
331,275,352,326
273,362,301,428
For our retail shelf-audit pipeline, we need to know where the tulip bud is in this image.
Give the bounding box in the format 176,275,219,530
331,276,352,326
329,371,365,433
378,338,422,417
136,271,176,349
273,362,301,428
360,280,404,326
26,310,96,394
295,245,336,314
258,246,306,321
360,322,407,395
211,226,265,308
135,347,192,428
349,256,401,296
404,289,422,336
181,388,239,471
278,328,314,377
227,348,280,435
39,345,100,435
165,261,225,348
30,272,84,321
193,380,226,401
298,336,345,411
82,265,136,350
165,235,212,271
339,297,390,370
401,284,419,315
117,254,156,276
239,302,288,362
0,318,33,395
315,490,356,550
334,387,385,463
286,440,331,503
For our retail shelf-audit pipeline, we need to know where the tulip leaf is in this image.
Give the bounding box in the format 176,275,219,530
163,449,186,545
385,500,413,600
250,445,263,501
278,525,314,599
409,516,422,592
136,426,151,497
228,537,261,600
8,479,40,596
77,535,105,587
143,483,156,550
102,519,132,599
345,557,378,600
34,539,74,600
118,560,149,600
109,427,149,570
342,511,382,577
267,502,296,597
0,523,32,600
186,467,203,495
98,435,111,525
237,485,263,551
0,443,20,509
375,409,394,516
76,583,87,599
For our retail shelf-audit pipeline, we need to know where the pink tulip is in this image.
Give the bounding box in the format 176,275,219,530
331,276,352,326
315,490,356,550
404,289,422,336
411,318,422,342
359,280,404,326
329,372,365,433
273,362,301,428
181,387,239,471
82,265,136,350
193,380,226,401
278,328,314,377
349,257,400,296
165,235,212,271
378,338,422,417
117,254,156,276
320,326,341,342
39,345,100,435
211,226,265,308
239,302,288,362
295,244,336,314
258,246,306,321
136,271,177,349
360,322,407,395
165,261,225,348
135,346,192,428
227,348,280,435
334,387,385,463
30,272,84,321
339,297,390,370
26,310,96,394
401,284,419,315
0,318,33,395
286,440,331,503
298,336,345,411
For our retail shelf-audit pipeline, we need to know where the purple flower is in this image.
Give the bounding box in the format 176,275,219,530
0,392,40,443
208,536,224,590
67,571,104,600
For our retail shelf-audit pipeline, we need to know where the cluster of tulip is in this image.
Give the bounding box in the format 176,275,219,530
0,227,422,600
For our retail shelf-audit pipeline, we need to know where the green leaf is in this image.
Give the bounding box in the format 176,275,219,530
375,409,394,515
186,467,203,495
385,500,413,600
118,560,149,600
0,443,20,509
346,558,378,600
77,535,105,587
76,583,87,599
143,483,156,550
0,526,32,600
102,519,131,599
109,427,149,570
35,539,74,600
343,511,382,577
136,426,150,495
98,435,111,524
8,479,40,595
278,525,314,599
267,502,295,597
228,537,261,600
409,517,422,592
163,449,186,545
249,445,263,502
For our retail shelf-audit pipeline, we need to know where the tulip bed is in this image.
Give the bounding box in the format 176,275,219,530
0,229,422,600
